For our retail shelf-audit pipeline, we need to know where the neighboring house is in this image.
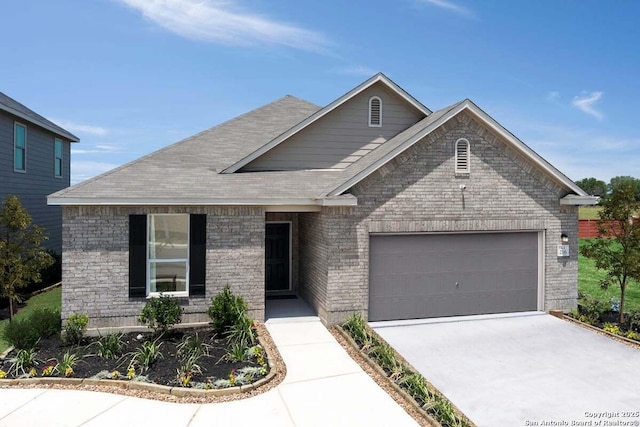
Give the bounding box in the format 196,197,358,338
0,92,79,254
48,73,596,328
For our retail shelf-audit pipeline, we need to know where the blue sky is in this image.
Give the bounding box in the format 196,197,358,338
2,0,638,184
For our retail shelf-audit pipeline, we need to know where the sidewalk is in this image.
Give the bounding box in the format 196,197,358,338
0,302,417,427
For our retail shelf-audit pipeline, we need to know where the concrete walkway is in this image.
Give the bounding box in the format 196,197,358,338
0,300,417,427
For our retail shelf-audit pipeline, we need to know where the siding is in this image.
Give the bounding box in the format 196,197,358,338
0,110,71,253
242,82,424,171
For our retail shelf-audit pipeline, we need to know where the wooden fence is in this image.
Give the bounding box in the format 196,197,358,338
579,219,640,238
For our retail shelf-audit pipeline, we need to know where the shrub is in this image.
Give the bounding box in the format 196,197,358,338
625,330,640,341
603,323,622,335
29,308,61,338
63,313,89,345
3,319,39,350
578,296,608,324
625,309,640,332
207,285,247,334
137,294,183,335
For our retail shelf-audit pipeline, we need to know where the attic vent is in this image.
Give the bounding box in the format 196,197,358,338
455,138,470,173
369,96,382,127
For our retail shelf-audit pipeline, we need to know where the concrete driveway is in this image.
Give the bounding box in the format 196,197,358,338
371,312,640,427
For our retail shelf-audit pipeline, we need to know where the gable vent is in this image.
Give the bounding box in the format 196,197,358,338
455,138,470,173
369,96,382,127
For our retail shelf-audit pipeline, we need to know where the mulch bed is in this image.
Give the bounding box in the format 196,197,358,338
1,327,267,387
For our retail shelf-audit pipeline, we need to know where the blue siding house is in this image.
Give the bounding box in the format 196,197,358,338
0,92,79,253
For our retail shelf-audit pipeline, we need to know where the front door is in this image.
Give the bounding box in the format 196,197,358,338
265,223,290,292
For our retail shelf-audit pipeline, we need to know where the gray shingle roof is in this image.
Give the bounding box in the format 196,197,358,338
0,92,79,142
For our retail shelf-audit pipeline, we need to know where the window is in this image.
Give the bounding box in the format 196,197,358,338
54,138,63,178
455,138,470,173
369,96,382,127
14,123,26,172
129,214,206,298
148,214,189,295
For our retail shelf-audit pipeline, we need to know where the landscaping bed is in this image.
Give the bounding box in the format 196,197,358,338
567,295,640,343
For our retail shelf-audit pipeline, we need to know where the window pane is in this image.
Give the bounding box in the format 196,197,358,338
150,262,187,293
55,139,63,157
55,158,62,177
149,214,188,259
15,149,24,170
15,125,25,148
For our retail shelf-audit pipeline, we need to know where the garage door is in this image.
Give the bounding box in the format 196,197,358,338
369,232,539,321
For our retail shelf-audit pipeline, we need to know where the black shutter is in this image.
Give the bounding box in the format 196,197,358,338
189,214,206,297
129,215,147,298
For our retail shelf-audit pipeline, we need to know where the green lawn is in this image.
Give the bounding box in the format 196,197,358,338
579,206,602,220
578,240,640,311
0,286,61,353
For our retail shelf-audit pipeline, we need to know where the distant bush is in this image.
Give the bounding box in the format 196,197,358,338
29,308,61,338
3,319,39,350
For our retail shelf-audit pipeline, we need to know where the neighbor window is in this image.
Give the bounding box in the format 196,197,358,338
14,123,26,172
369,96,382,127
148,214,189,295
54,138,63,178
455,138,470,173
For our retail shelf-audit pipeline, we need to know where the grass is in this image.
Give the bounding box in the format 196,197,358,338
0,286,61,353
579,206,602,220
578,239,640,311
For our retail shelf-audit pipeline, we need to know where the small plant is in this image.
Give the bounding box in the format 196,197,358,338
225,314,256,348
178,370,193,387
370,342,404,380
28,367,37,378
399,372,432,405
431,396,466,427
29,308,62,338
2,318,39,350
59,351,80,377
626,309,640,332
110,370,120,379
342,313,377,352
41,361,58,377
94,332,125,359
220,343,248,363
207,285,248,334
127,366,136,379
577,297,608,325
9,348,39,377
0,370,6,378
63,313,89,345
129,339,163,372
228,369,237,386
137,294,183,335
625,330,640,340
179,352,203,377
176,333,211,360
603,323,622,335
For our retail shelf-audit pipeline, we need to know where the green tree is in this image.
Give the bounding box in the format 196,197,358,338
0,195,54,321
580,186,640,324
608,176,640,201
575,177,608,198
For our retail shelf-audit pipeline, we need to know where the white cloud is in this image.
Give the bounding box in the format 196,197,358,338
50,119,108,136
117,0,327,52
417,0,474,18
71,144,128,155
71,160,120,184
572,91,604,120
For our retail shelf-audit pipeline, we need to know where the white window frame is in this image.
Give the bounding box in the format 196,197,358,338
455,138,470,173
368,96,382,127
14,122,27,173
146,213,190,297
54,138,63,178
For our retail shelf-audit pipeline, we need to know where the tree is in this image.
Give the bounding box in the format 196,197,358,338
575,177,608,198
0,195,53,321
580,186,640,324
608,176,640,201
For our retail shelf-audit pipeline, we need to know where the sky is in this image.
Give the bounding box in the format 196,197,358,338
2,0,639,185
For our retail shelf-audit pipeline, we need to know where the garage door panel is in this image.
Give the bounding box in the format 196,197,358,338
369,232,539,321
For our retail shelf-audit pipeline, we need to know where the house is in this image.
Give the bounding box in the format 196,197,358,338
0,92,79,254
48,73,596,328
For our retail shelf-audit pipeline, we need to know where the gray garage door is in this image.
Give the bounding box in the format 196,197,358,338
369,232,539,321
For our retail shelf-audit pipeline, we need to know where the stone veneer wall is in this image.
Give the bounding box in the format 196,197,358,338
298,212,330,320
62,206,265,328
317,111,579,324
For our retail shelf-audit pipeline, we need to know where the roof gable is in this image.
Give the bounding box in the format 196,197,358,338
222,73,431,174
0,92,79,142
326,99,589,198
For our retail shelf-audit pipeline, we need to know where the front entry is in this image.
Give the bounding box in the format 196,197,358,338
265,223,290,292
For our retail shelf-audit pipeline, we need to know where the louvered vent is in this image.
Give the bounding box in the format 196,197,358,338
369,96,382,127
455,138,470,173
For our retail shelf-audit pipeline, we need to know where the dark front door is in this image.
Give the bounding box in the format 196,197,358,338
266,223,290,292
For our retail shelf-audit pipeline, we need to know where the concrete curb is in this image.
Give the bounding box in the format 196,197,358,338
0,327,279,398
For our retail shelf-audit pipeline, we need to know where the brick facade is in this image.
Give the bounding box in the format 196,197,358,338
62,206,265,328
297,112,579,324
